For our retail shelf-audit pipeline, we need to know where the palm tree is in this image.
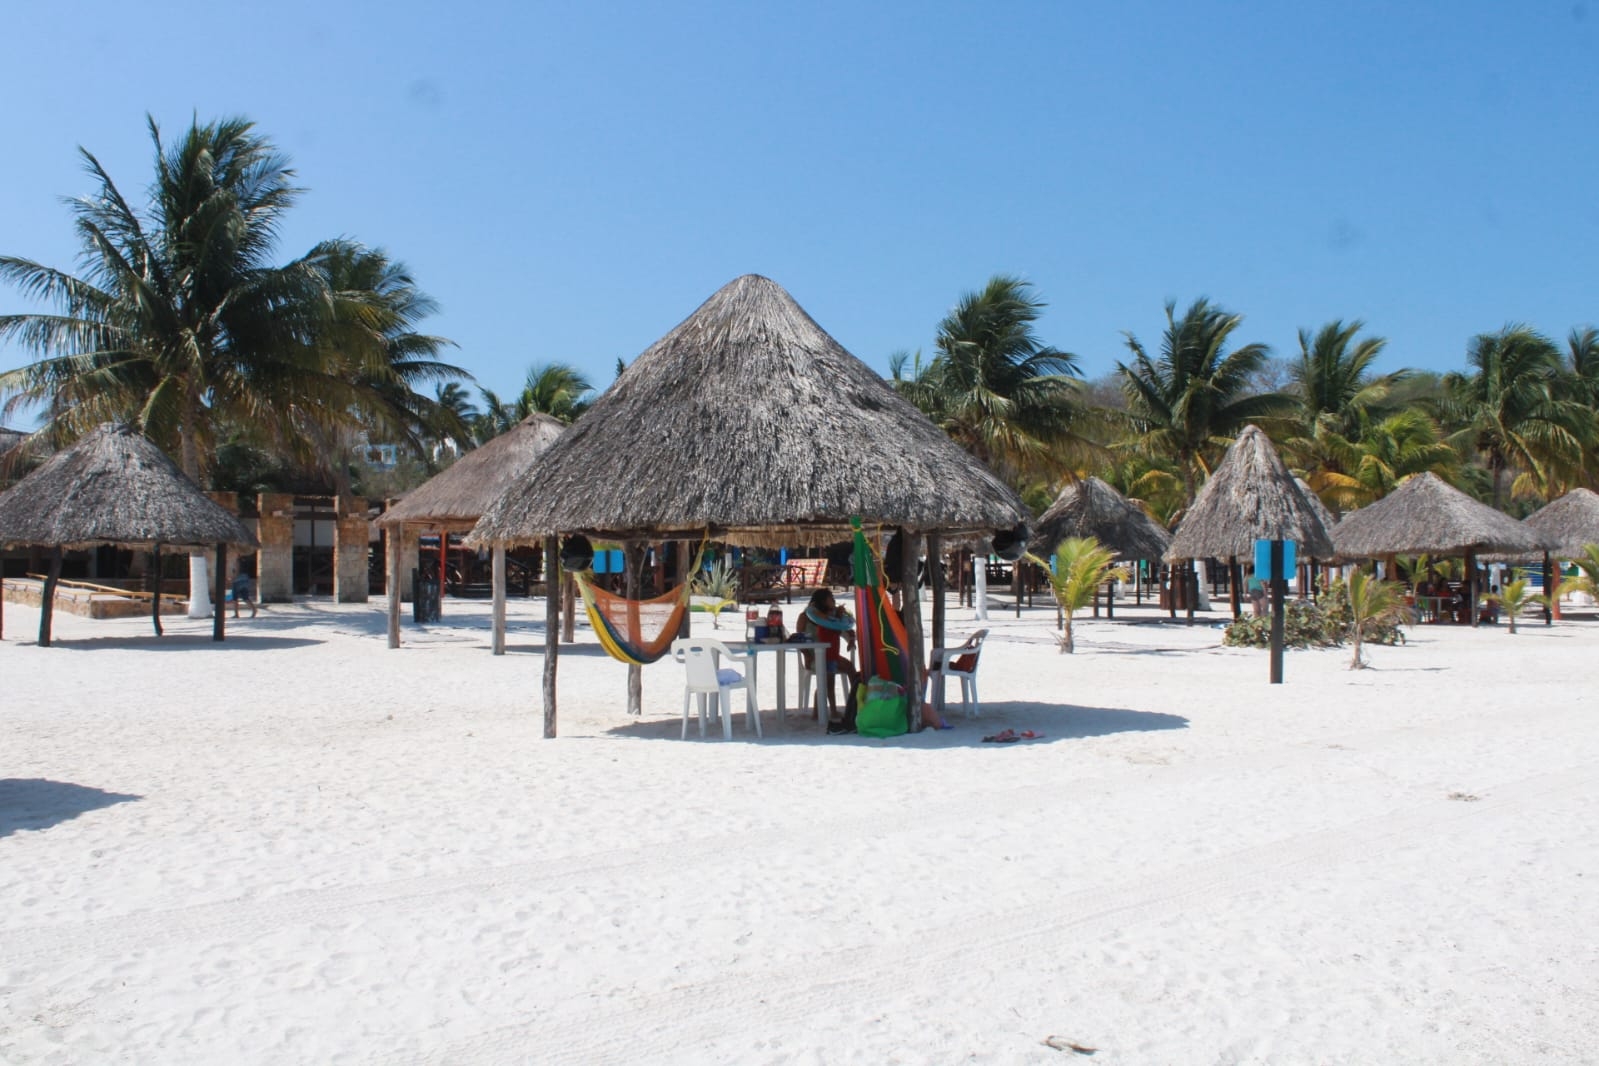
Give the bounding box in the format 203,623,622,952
912,276,1087,485
1030,537,1128,653
473,362,593,442
1440,326,1587,509
1117,298,1288,506
1344,568,1407,669
1558,543,1599,603
1488,578,1547,634
0,118,350,611
1284,319,1412,499
1310,409,1459,511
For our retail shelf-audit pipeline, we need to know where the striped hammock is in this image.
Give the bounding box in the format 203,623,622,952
575,572,690,666
850,518,910,687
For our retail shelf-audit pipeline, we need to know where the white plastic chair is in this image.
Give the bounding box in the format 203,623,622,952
672,638,760,739
926,629,988,718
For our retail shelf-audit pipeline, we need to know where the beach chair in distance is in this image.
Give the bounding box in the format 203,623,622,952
926,629,989,718
671,638,760,740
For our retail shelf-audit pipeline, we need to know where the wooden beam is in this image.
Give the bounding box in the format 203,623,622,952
386,525,401,649
39,547,62,647
899,527,924,732
543,535,559,738
212,542,227,642
491,542,507,655
927,533,945,651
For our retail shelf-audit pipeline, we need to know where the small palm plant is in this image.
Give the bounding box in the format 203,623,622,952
1559,544,1599,604
689,556,739,628
1345,568,1408,669
1029,538,1128,653
1489,577,1549,634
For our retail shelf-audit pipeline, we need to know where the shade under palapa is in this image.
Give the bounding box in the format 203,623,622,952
469,274,1029,548
1165,425,1333,562
1033,476,1171,561
1331,472,1549,559
378,413,565,532
0,423,256,552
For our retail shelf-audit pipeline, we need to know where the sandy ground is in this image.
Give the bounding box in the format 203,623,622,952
1,591,1596,1065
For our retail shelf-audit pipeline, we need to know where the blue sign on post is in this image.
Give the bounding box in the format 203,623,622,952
1254,539,1297,580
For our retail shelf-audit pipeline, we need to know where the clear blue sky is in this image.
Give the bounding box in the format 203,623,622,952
4,1,1596,418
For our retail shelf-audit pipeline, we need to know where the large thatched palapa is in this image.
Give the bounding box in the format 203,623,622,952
1166,426,1334,562
469,273,1030,737
1034,476,1171,561
0,423,257,645
471,274,1027,548
377,413,566,651
1330,472,1548,559
1523,488,1599,556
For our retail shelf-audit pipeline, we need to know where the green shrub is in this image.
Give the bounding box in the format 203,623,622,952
1222,577,1406,650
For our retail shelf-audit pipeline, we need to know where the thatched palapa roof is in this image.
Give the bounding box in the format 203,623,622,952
0,423,257,551
1523,488,1599,557
378,413,565,532
469,274,1029,548
1331,472,1548,559
1166,425,1334,561
1033,477,1171,561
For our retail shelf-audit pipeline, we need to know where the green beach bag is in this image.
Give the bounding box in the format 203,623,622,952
854,679,908,738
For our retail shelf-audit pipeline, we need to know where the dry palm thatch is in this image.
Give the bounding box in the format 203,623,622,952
0,423,256,551
469,274,1028,548
1166,425,1333,561
1331,472,1549,559
1033,476,1171,561
379,413,565,532
1523,488,1599,556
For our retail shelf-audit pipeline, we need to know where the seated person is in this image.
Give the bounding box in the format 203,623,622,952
795,588,860,721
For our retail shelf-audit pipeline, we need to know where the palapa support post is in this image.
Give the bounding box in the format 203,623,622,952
39,547,62,647
491,543,507,655
1106,576,1115,619
1466,549,1479,628
676,540,691,638
1229,557,1242,620
386,525,402,649
437,531,448,618
899,527,924,732
1185,562,1196,626
927,533,945,651
625,540,644,717
213,542,227,642
1269,540,1286,684
1012,560,1022,618
543,535,559,738
561,570,575,643
151,543,164,637
1545,552,1558,623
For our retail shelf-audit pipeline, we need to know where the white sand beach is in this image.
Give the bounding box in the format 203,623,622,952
2,595,1596,1064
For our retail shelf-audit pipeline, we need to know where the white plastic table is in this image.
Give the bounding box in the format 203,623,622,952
725,640,829,732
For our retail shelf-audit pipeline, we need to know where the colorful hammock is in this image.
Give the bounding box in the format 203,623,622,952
576,573,691,666
850,518,911,688
573,537,709,666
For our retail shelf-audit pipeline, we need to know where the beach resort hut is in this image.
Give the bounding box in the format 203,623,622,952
1507,487,1599,621
1033,476,1171,613
468,273,1030,736
376,413,565,652
1330,472,1549,627
0,423,257,646
1166,425,1334,619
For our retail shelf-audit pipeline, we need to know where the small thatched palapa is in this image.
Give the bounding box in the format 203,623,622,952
0,423,256,552
1166,425,1333,562
1331,473,1549,559
379,413,565,532
1033,477,1171,561
1523,488,1599,557
469,274,1028,548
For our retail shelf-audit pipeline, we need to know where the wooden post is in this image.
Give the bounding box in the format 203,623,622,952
1546,552,1559,623
899,527,924,732
151,543,164,637
677,540,692,638
626,540,643,717
1269,540,1286,684
1467,549,1479,628
1106,576,1115,619
561,570,576,643
491,542,507,655
1012,559,1022,619
39,547,62,647
1185,562,1196,625
437,532,448,618
213,542,227,642
386,525,402,649
927,533,945,651
543,535,559,738
1228,557,1242,620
